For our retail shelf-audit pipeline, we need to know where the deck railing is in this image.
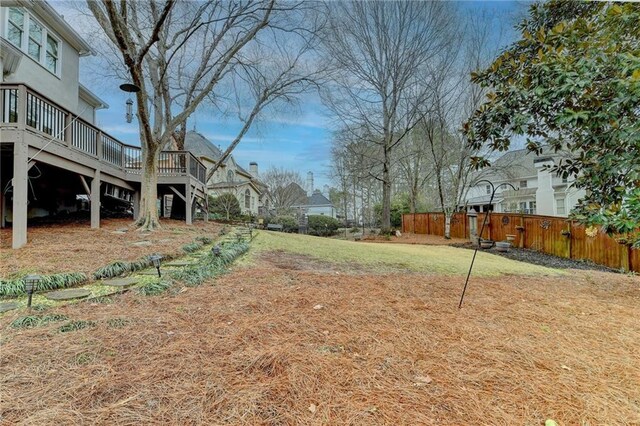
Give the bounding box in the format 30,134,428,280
0,83,206,184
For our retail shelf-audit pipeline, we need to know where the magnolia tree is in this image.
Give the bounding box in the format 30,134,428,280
86,0,321,230
465,1,640,247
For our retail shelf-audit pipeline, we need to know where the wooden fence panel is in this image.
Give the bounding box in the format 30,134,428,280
416,213,429,234
489,213,524,247
630,248,640,273
428,213,445,237
401,211,638,272
570,223,630,270
402,214,414,234
450,213,467,239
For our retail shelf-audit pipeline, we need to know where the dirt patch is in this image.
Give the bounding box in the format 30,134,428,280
1,259,638,425
362,233,469,246
260,249,367,274
0,219,221,278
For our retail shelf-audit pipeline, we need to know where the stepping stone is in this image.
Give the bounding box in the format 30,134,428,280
138,269,161,276
45,288,91,301
102,277,139,288
165,261,193,267
0,302,19,313
132,241,152,247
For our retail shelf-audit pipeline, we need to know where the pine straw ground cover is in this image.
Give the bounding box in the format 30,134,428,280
0,219,221,278
1,243,639,425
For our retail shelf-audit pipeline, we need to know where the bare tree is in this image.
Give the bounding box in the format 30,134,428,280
320,1,455,233
423,10,507,238
86,0,322,230
395,124,435,213
261,166,306,214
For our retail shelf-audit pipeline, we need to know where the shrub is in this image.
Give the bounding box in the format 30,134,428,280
266,216,298,233
308,215,341,237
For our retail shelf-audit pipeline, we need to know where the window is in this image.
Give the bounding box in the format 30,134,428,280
520,180,528,188
7,7,23,47
529,201,536,214
4,8,60,76
227,170,234,182
562,175,568,183
244,189,250,209
28,18,42,60
519,202,527,212
45,35,58,73
556,198,565,215
485,185,491,195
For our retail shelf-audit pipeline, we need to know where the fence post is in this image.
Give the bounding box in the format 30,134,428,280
426,213,431,235
413,213,416,234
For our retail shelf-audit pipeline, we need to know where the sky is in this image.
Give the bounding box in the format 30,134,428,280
52,0,527,190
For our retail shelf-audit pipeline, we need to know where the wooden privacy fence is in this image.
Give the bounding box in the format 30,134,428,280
402,212,640,273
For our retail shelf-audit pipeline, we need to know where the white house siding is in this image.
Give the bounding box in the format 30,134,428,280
0,6,81,113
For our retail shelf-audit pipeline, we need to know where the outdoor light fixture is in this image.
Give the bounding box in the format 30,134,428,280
149,254,162,277
212,245,221,257
119,83,140,124
24,274,41,308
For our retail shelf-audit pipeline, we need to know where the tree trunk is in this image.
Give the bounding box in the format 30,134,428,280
381,145,391,234
444,210,452,239
135,144,161,230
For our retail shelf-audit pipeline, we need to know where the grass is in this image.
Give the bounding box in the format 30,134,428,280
0,272,88,298
10,314,69,329
252,231,563,276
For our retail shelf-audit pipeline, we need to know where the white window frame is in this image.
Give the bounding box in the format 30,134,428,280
3,7,62,78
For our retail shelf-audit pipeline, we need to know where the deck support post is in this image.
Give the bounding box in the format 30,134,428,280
12,140,28,249
185,182,192,225
132,190,140,220
91,169,101,229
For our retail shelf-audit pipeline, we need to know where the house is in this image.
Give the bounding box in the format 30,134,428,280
289,172,337,218
463,146,585,217
182,131,266,216
0,1,207,248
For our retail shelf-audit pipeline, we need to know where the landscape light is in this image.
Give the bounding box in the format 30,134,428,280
24,274,41,308
150,254,162,277
212,245,221,257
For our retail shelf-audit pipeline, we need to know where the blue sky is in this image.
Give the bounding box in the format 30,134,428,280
55,0,527,189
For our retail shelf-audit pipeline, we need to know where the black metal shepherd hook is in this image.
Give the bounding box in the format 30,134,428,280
458,180,517,309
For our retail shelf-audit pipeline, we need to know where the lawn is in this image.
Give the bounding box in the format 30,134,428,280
1,229,638,425
251,230,563,276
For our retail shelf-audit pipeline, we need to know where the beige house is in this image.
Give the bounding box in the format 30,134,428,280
183,132,267,216
0,1,207,248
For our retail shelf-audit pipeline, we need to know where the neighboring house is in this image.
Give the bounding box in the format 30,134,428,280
0,1,207,248
463,146,585,217
182,131,266,216
289,172,337,218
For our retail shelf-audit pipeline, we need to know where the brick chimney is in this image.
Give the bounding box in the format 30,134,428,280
249,162,258,176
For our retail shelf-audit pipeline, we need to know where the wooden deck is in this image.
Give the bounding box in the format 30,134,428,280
0,83,208,248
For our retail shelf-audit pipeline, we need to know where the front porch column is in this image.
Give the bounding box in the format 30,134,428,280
90,170,101,229
12,141,28,249
132,191,140,221
185,183,192,225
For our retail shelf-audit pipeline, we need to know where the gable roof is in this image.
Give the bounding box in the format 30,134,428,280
479,145,572,182
307,190,332,206
184,131,224,162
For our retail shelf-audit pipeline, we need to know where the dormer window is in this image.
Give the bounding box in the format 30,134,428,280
4,7,60,76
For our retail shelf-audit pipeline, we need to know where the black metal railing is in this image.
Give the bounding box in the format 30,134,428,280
0,83,207,185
